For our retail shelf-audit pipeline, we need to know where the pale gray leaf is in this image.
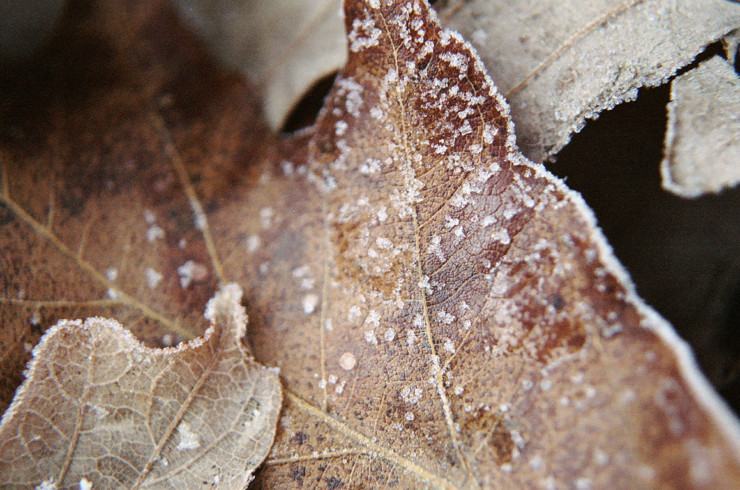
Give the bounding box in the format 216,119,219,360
440,0,740,161
661,56,740,197
0,284,281,489
173,0,346,130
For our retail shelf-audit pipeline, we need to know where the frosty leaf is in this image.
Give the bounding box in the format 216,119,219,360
2,0,739,488
0,283,281,488
172,0,347,130
0,0,262,412
661,55,740,197
440,0,740,161
197,0,737,486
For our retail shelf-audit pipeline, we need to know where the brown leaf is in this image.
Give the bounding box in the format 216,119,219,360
1,0,739,488
0,0,266,412
197,1,736,487
0,283,281,488
0,0,283,485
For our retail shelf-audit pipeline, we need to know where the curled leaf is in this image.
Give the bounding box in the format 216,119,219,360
661,55,740,197
0,283,281,488
172,0,347,130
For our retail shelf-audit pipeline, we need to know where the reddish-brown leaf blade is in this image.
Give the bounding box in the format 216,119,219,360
200,0,738,487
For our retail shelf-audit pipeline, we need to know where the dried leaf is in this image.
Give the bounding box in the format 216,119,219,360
172,0,347,130
0,0,283,484
0,0,268,412
2,0,739,488
661,55,740,197
192,1,736,486
440,0,740,161
0,284,281,488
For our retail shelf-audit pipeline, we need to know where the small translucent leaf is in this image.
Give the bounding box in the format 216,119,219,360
0,284,281,488
661,56,740,197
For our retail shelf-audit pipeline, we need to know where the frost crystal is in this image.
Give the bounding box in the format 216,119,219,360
302,294,319,315
145,267,163,289
175,422,200,451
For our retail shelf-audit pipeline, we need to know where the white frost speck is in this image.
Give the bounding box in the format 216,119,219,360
377,206,388,222
454,386,464,395
36,480,57,490
482,215,496,227
427,235,445,261
143,209,156,224
443,338,455,354
360,158,382,174
491,229,511,245
339,352,357,371
364,330,378,345
365,310,380,327
79,478,92,490
302,294,319,314
405,411,415,421
193,209,207,231
406,329,417,346
401,387,423,405
445,216,459,229
292,265,311,278
349,16,382,52
162,334,173,346
105,268,118,282
385,328,397,342
30,310,40,326
349,305,362,321
471,28,488,45
146,225,164,242
246,235,261,253
437,311,456,325
335,120,348,136
177,260,208,289
260,207,274,229
328,374,338,384
594,448,609,466
175,422,200,450
376,237,393,249
107,288,121,300
145,267,163,289
575,478,592,490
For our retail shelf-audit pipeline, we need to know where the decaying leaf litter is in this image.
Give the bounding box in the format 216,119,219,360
0,0,739,488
